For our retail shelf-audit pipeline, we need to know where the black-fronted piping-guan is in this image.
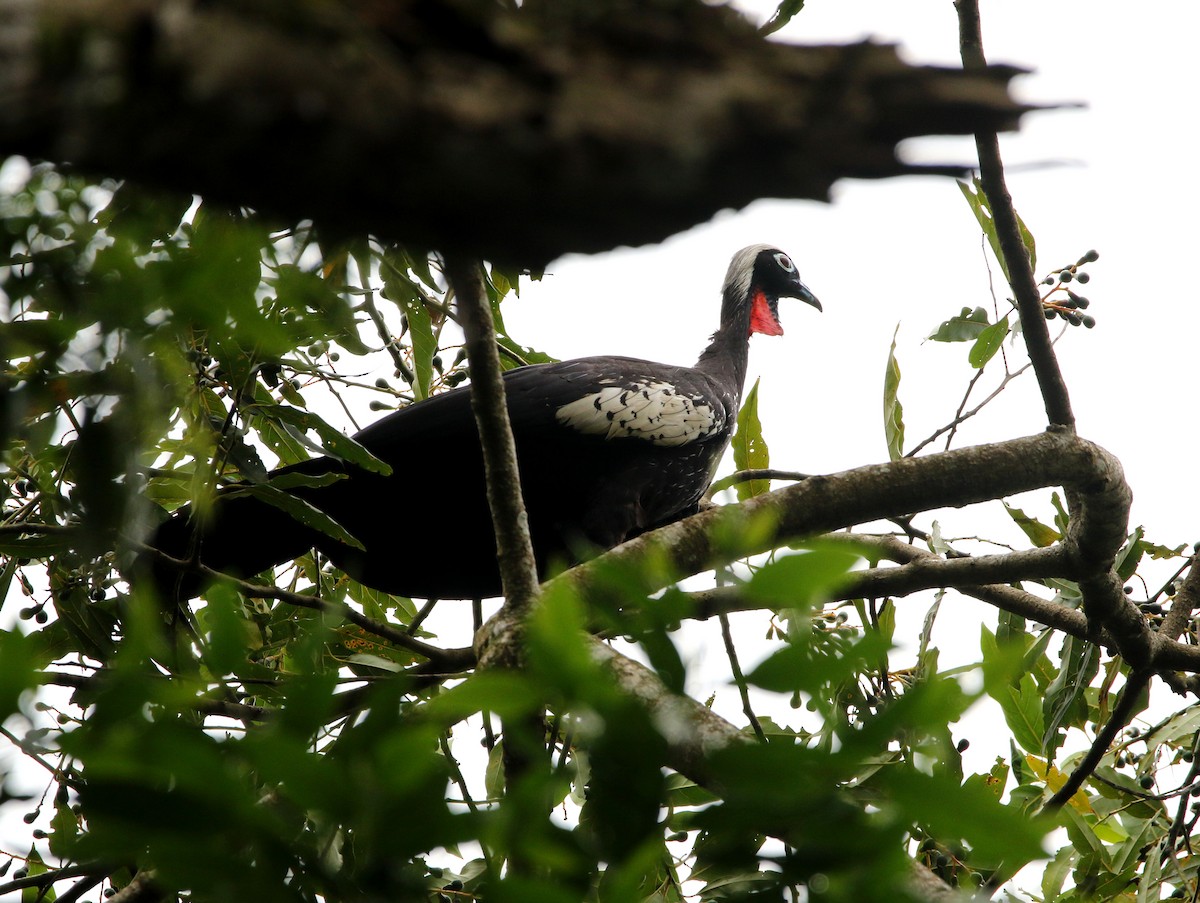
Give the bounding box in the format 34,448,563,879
145,245,821,601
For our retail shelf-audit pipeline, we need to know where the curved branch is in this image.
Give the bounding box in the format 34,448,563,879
549,431,1200,684
553,430,1125,601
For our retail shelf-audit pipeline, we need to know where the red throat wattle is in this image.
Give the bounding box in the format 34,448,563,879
748,289,783,336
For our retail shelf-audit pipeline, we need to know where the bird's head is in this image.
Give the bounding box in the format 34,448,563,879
724,244,821,337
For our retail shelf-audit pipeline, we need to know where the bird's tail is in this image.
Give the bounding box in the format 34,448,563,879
137,493,320,605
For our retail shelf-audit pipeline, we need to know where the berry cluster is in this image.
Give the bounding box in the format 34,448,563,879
1041,249,1098,328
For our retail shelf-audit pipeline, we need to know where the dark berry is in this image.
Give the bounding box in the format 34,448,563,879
1075,297,1091,309
1059,270,1074,283
1045,309,1057,320
1066,313,1083,326
1139,775,1154,790
956,738,970,752
1075,272,1090,284
1124,586,1133,594
374,378,388,389
1081,249,1099,263
1082,315,1096,329
34,610,48,624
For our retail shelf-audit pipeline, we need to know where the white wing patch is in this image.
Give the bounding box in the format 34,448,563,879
555,380,723,447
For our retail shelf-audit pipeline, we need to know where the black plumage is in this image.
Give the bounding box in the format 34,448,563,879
145,245,820,601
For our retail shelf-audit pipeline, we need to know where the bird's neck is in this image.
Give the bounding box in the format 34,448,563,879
693,292,753,399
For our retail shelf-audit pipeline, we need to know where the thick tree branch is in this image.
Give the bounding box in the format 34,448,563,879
443,254,547,842
545,431,1200,687
0,0,1030,264
590,639,973,901
955,0,1074,428
1159,558,1199,644
1042,671,1152,812
551,430,1125,603
443,256,539,612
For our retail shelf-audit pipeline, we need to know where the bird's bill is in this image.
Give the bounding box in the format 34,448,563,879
793,281,822,312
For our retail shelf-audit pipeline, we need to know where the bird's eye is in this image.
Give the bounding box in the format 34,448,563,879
774,253,795,273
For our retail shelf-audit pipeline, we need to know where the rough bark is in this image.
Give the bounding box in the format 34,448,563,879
0,0,1030,264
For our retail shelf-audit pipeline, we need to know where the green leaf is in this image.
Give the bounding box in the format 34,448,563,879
958,177,1037,283
1114,527,1148,581
1041,845,1075,903
381,254,439,399
402,291,437,402
731,378,770,500
927,306,989,343
747,631,890,695
880,768,1047,868
1042,635,1098,758
245,404,391,475
22,846,54,903
0,629,43,720
1003,502,1062,548
761,0,806,35
968,315,1009,368
48,789,79,859
744,547,861,609
883,325,904,460
240,483,364,550
1050,491,1071,535
999,674,1046,755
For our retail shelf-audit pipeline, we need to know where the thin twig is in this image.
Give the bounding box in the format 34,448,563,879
141,546,457,665
405,598,439,635
361,289,416,384
474,598,496,751
707,469,812,499
719,613,765,742
906,358,1034,457
444,254,546,855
